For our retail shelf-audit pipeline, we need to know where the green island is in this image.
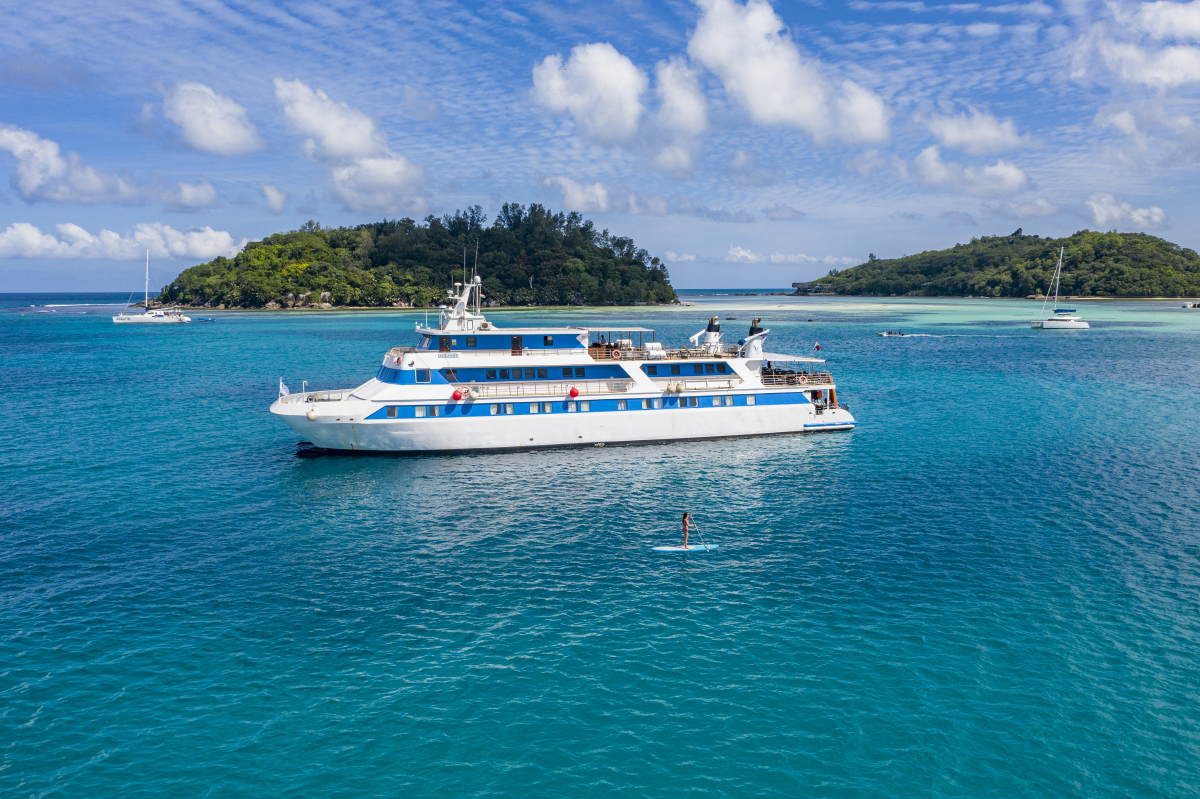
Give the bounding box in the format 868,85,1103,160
815,229,1200,298
158,204,677,309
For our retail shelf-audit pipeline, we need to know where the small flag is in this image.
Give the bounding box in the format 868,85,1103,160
814,342,820,351
279,377,290,398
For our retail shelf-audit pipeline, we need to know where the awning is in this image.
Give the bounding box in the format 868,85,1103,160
757,351,826,364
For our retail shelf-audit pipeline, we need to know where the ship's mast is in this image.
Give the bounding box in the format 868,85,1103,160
144,249,149,314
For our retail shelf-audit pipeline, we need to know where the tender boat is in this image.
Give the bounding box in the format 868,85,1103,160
113,251,192,324
270,278,856,453
877,330,905,337
1032,247,1088,329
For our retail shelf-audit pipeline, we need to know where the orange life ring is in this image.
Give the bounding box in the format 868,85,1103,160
610,349,622,359
798,375,808,385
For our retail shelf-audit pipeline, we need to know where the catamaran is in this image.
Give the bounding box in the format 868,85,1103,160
1031,247,1088,330
271,279,856,452
113,251,192,324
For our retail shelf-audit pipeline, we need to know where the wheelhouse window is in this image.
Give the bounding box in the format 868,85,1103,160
645,365,658,376
444,369,458,381
543,336,554,346
466,337,477,348
486,370,497,380
418,335,432,348
387,406,398,418
670,365,681,375
416,369,431,383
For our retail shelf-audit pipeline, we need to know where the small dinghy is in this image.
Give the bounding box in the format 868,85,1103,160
877,330,905,337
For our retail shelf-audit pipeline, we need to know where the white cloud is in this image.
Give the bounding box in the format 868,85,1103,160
655,57,708,136
161,179,219,210
688,0,889,146
663,251,697,262
1129,0,1200,41
725,246,849,263
330,154,427,215
540,175,752,221
1096,40,1200,87
728,150,778,185
910,146,1029,196
162,82,262,156
260,183,287,213
966,22,1002,36
0,124,140,204
274,78,388,159
920,109,1030,154
273,79,425,213
540,175,610,212
763,202,806,220
984,198,1060,217
1086,192,1167,228
0,221,246,260
533,43,647,144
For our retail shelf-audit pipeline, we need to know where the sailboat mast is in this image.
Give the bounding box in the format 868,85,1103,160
1052,246,1063,312
144,249,149,313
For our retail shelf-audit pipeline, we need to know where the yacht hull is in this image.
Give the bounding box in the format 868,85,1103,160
272,396,855,453
113,314,191,324
1031,320,1089,329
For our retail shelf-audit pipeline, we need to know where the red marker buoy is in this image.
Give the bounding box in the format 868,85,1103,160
569,387,579,397
452,390,463,401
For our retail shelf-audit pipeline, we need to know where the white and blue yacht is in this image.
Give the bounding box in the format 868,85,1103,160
271,277,856,452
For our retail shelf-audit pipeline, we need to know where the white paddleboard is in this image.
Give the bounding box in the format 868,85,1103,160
652,544,719,552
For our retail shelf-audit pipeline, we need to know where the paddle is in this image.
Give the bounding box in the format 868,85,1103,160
692,520,712,552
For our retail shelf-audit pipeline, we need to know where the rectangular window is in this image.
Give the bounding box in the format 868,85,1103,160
416,369,431,383
499,369,510,379
387,406,397,418
747,395,756,405
562,368,573,378
567,402,577,412
694,365,704,375
646,365,658,376
689,397,698,407
418,335,431,348
466,336,477,348
543,335,554,346
712,397,720,407
530,403,540,414
575,367,585,378
504,403,515,415
580,401,590,411
415,406,427,418
537,368,548,379
670,365,681,375
724,395,733,406
542,402,553,413
618,399,627,410
429,406,441,417
641,399,651,410
490,404,500,415
486,369,497,380
716,364,727,374
705,364,715,374
444,368,458,381
653,398,663,409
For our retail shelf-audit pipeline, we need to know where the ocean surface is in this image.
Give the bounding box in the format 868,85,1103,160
3,293,1199,798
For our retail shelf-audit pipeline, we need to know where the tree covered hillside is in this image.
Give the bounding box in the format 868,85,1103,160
159,204,677,308
815,230,1200,298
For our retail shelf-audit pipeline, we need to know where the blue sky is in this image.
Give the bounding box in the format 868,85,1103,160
2,0,1198,290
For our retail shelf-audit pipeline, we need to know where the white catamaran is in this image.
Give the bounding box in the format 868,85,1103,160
113,251,192,324
1031,247,1088,330
271,277,856,453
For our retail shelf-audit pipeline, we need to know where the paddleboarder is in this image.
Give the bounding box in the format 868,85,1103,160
682,512,696,548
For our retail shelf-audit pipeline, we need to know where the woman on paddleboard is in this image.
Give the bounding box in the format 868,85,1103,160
682,512,695,548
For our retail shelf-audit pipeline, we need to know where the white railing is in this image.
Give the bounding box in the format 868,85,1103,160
761,372,833,387
278,389,354,405
650,378,742,391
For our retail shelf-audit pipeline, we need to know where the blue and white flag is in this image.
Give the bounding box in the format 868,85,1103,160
279,377,290,398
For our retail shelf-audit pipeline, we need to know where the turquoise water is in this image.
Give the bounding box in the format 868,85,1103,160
3,294,1200,797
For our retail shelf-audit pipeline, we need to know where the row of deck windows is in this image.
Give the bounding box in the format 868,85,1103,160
477,367,586,380
644,363,727,376
383,395,756,418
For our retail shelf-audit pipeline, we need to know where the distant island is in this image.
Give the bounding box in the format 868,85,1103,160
157,204,677,309
814,229,1200,298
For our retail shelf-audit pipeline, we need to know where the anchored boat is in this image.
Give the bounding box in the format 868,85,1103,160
113,250,192,325
1032,247,1088,330
271,279,856,452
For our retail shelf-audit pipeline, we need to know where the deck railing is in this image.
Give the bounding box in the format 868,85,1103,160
278,389,355,405
761,372,833,387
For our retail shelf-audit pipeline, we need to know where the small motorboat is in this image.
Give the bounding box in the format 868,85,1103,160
877,330,905,337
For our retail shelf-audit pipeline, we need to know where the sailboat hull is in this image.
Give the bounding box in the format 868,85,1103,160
1031,319,1089,329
